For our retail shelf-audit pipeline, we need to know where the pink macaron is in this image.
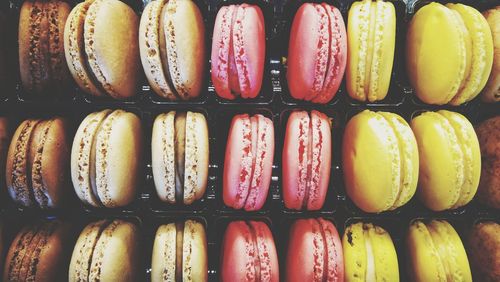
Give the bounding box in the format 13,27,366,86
283,110,332,210
287,3,347,104
211,4,266,100
223,114,275,211
221,220,279,282
286,218,344,282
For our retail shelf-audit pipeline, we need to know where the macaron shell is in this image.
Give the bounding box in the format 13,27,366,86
366,224,399,281
151,223,177,282
95,111,142,207
151,112,176,203
481,7,500,103
3,223,42,281
64,0,105,97
183,220,208,282
342,223,368,281
406,2,469,105
248,221,279,282
468,222,500,281
447,4,494,105
84,0,140,99
211,5,235,99
347,0,396,102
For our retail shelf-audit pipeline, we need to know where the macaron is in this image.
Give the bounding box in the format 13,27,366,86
468,221,500,281
151,220,207,282
411,110,481,211
343,222,399,281
343,110,418,213
482,7,500,103
407,220,472,282
139,0,206,100
406,2,494,105
347,0,396,102
69,219,140,282
64,0,141,99
18,0,71,95
286,218,344,282
211,4,265,100
151,111,209,205
223,114,274,211
3,220,73,282
0,118,10,192
71,109,143,208
283,110,332,210
287,3,347,104
475,116,500,209
6,117,70,209
221,220,279,282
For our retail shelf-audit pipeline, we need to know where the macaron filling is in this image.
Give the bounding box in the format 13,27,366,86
175,222,185,281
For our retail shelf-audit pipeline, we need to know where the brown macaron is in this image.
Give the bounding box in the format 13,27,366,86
139,0,206,100
71,109,143,208
151,220,207,282
18,0,71,95
69,219,140,282
468,221,500,281
3,220,73,282
5,117,70,209
64,0,141,99
151,111,208,205
0,117,10,192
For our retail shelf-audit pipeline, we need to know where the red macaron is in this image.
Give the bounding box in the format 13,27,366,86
286,218,344,282
221,220,279,282
223,114,275,211
211,4,266,100
287,3,347,104
283,110,332,210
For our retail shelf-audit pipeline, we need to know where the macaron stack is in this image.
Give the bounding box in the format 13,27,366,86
6,117,70,209
223,113,274,211
64,0,141,99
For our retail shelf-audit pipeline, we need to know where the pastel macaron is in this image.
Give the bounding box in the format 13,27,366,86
151,220,207,282
482,7,500,103
411,110,480,211
347,0,396,102
71,109,143,208
343,222,399,281
6,117,70,209
139,0,205,100
69,219,140,282
286,218,344,282
211,4,265,99
223,114,274,211
343,110,419,213
221,220,279,281
407,220,472,282
64,0,141,99
406,2,494,105
151,111,209,205
287,3,347,104
283,110,332,210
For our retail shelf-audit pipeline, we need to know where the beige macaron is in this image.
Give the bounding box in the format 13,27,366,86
69,219,140,282
71,109,143,208
151,111,209,205
151,220,207,282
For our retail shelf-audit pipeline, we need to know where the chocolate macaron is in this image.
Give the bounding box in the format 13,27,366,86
71,109,143,208
6,117,70,209
3,220,73,282
151,220,207,282
69,219,140,282
139,0,206,100
18,0,71,95
64,0,141,99
152,111,209,205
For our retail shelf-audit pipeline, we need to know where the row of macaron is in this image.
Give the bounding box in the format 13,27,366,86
2,108,499,212
0,217,498,281
5,0,499,104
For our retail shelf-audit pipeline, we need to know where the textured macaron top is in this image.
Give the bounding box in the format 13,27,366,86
211,4,265,99
152,111,209,205
342,110,419,213
411,110,480,211
286,218,344,282
283,110,332,210
287,3,347,104
347,0,396,102
223,113,275,211
221,220,279,282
